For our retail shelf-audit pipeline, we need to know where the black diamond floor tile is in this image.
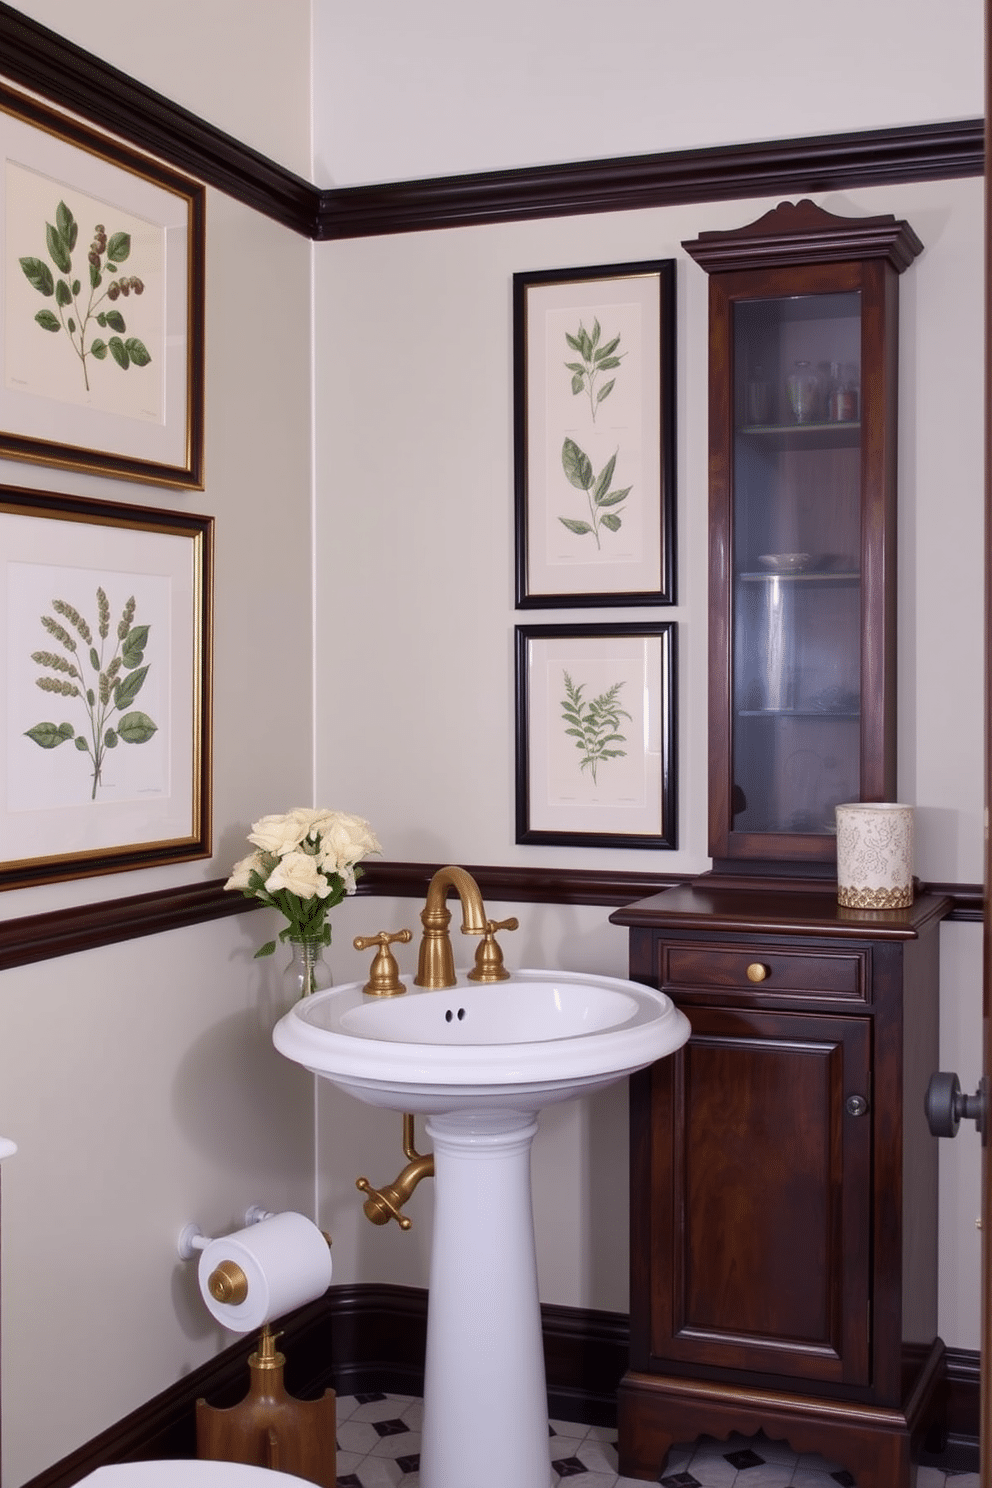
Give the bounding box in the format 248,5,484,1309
831,1473,857,1486
660,1474,702,1487
396,1455,420,1473
725,1446,766,1469
372,1416,409,1438
552,1455,589,1478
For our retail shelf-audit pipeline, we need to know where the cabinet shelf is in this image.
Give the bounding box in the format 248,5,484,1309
737,708,859,720
738,420,861,446
739,570,859,584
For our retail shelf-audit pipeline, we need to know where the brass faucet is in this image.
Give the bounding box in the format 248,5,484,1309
414,865,490,989
356,1115,434,1230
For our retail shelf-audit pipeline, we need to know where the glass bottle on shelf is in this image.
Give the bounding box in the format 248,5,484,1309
835,361,860,422
785,359,820,424
745,363,772,425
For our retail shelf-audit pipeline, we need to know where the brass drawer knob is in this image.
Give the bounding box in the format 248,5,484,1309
746,962,769,983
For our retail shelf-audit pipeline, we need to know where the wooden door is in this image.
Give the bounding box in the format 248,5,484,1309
631,1005,872,1386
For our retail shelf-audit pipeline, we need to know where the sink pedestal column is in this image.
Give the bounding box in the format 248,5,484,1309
420,1109,551,1488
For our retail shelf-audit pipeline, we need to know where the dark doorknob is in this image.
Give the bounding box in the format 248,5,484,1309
924,1071,988,1140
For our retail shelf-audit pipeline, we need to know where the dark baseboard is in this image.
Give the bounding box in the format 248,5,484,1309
918,1345,982,1473
20,1287,978,1487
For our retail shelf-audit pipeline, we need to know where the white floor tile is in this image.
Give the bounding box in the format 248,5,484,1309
791,1472,849,1488
330,1394,965,1488
337,1418,390,1456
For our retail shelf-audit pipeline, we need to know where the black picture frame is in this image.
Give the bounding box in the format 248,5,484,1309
515,621,677,848
513,259,676,607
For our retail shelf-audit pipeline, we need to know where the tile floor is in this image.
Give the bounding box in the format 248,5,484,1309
333,1391,980,1487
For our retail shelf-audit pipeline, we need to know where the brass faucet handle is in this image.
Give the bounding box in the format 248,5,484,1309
356,1176,413,1230
467,916,519,983
353,929,412,997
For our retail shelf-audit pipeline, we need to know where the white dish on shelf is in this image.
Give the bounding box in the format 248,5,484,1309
758,552,811,573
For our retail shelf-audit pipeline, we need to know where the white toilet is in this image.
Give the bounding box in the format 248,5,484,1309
79,1464,314,1486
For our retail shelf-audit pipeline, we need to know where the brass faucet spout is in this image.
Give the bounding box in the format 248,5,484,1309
356,1114,435,1230
414,865,489,989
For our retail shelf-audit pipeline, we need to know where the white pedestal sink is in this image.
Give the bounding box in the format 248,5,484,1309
273,968,690,1488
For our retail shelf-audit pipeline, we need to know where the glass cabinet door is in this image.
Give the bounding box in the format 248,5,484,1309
684,202,922,871
732,291,862,841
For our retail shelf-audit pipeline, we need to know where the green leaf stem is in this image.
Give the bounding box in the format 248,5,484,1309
563,318,625,423
24,589,157,800
558,438,632,550
560,672,630,786
19,202,151,392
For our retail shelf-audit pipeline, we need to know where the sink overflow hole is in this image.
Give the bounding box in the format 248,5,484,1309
444,1007,467,1022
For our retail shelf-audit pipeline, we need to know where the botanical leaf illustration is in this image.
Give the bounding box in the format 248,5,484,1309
561,671,630,785
18,202,150,392
559,437,632,549
25,589,157,800
564,317,625,423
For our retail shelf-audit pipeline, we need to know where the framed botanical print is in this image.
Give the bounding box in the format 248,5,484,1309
515,621,677,848
0,82,205,488
513,259,675,606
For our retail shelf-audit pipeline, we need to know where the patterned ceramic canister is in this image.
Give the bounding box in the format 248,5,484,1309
835,803,914,909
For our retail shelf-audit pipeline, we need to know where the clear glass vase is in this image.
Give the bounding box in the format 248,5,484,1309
283,937,333,999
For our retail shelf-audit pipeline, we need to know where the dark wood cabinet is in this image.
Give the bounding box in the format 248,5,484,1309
683,200,923,872
612,882,951,1488
612,200,945,1486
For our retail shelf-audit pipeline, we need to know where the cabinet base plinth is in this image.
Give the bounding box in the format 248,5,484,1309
617,1345,945,1488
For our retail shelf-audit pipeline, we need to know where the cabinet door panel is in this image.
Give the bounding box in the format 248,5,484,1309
645,1006,871,1385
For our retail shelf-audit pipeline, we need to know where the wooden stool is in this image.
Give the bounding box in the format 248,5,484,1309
196,1327,336,1487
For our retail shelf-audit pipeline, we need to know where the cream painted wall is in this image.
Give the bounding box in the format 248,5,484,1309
0,163,318,1488
0,2,986,1482
312,179,986,1349
313,0,984,186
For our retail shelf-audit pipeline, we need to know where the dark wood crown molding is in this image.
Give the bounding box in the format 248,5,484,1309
0,4,982,241
315,121,983,240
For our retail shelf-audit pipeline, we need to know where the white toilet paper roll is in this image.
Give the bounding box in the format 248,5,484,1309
197,1211,332,1334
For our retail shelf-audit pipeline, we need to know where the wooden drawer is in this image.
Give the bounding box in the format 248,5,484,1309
660,941,868,1003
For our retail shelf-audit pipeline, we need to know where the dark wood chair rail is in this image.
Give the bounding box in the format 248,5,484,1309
0,864,980,973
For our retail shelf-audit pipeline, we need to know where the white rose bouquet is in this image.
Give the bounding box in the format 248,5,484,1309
224,807,381,957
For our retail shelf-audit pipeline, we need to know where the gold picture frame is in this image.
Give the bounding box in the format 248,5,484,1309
0,485,213,889
0,82,205,488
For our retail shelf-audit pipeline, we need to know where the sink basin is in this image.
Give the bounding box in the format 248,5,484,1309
272,967,690,1113
273,965,689,1488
